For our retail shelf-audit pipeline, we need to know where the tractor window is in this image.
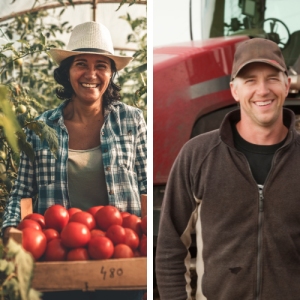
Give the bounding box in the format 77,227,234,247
208,0,300,67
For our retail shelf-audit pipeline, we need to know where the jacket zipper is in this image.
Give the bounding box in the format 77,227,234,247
256,187,264,300
225,131,291,300
240,153,265,300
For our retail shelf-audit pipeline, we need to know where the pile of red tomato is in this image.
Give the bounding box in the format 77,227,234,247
17,204,147,262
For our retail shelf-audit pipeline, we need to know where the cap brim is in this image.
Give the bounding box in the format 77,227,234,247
232,59,287,80
49,48,133,71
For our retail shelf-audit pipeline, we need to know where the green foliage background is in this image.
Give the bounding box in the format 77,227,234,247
0,0,147,228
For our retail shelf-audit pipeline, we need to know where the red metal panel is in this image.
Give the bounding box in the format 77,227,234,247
153,36,249,184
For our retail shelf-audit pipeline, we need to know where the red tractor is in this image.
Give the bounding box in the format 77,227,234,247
153,0,300,266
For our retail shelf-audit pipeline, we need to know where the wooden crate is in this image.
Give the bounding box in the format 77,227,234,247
9,196,147,291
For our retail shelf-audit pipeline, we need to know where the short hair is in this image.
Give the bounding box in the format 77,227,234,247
53,56,121,106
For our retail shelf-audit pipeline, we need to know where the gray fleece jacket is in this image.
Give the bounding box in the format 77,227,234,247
156,108,300,300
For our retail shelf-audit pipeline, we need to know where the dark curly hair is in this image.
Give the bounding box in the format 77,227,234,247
53,55,121,107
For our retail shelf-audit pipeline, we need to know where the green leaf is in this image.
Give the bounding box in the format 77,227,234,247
6,239,22,259
0,260,15,276
129,63,147,73
17,40,30,47
2,42,14,50
39,33,46,46
0,86,22,153
26,121,58,158
135,85,146,99
116,0,128,11
15,244,35,300
67,0,74,7
0,241,4,259
0,260,8,272
3,276,20,300
16,132,35,162
129,0,136,6
59,8,66,16
27,289,42,300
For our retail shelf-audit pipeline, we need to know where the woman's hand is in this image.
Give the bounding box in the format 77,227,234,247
3,226,16,245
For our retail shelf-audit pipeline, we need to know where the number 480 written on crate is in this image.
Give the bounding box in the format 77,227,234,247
101,266,123,280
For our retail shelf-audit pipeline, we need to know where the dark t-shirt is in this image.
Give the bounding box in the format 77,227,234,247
232,124,286,185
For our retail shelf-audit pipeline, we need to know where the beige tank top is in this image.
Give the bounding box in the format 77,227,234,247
68,146,109,210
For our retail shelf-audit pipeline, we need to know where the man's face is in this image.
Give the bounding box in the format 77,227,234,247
230,62,290,129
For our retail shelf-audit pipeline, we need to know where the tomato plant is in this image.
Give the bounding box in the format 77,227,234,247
44,238,68,261
67,248,90,261
69,211,96,230
113,244,134,259
105,225,126,245
88,236,114,260
22,227,47,261
44,204,69,232
24,213,45,229
95,205,123,231
17,219,42,231
61,222,91,248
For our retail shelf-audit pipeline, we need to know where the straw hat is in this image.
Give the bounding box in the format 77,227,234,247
49,21,133,70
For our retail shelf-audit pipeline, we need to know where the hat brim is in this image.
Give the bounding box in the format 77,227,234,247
49,48,133,71
232,59,287,80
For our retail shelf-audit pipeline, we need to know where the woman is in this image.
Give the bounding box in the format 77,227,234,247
2,22,147,300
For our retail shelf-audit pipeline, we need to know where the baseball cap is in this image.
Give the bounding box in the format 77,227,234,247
231,38,288,80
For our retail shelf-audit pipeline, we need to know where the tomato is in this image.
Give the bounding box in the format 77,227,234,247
68,207,82,218
105,225,126,245
88,236,114,260
90,229,106,238
141,215,147,236
24,213,45,229
44,204,69,232
67,248,90,261
113,244,134,259
120,211,131,219
124,228,140,250
17,219,42,231
139,234,147,257
87,205,103,218
61,222,91,248
43,228,60,243
95,205,122,231
44,239,68,261
69,211,96,230
122,214,142,237
22,228,47,261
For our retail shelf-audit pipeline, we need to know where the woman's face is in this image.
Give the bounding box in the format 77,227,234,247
69,54,112,104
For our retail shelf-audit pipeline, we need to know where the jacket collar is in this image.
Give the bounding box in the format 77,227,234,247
220,108,296,148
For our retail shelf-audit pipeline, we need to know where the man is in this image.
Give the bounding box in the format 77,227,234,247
155,38,300,300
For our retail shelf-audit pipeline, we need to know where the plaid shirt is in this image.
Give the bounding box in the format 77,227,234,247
2,100,147,229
